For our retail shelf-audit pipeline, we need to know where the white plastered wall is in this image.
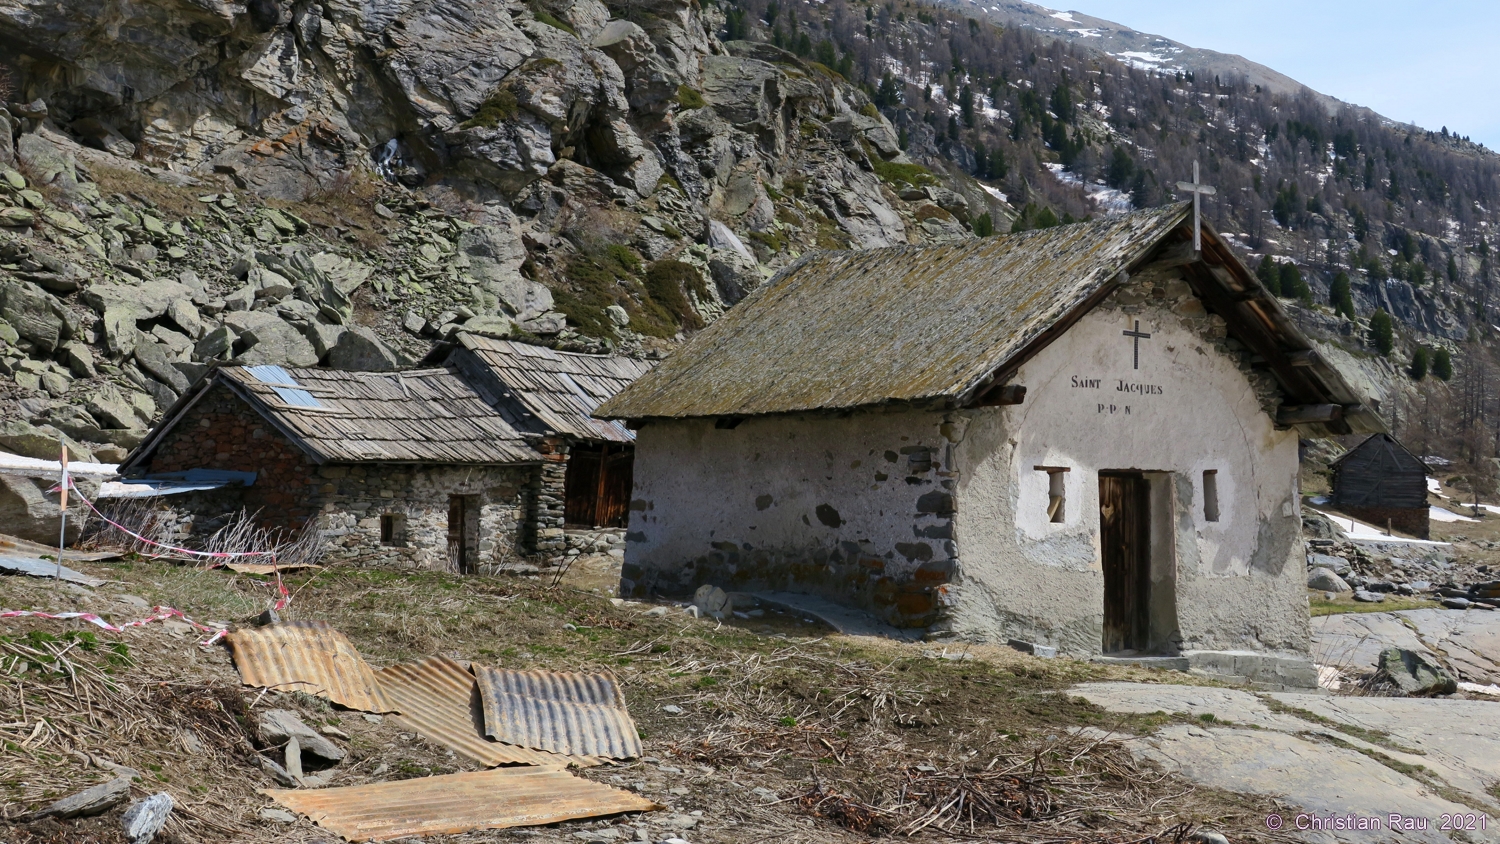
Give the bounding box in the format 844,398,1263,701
621,407,956,625
946,299,1308,656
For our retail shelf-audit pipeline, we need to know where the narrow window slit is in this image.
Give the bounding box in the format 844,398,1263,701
1203,470,1220,522
1035,466,1070,523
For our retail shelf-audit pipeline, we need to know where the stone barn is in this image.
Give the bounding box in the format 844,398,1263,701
1330,433,1431,539
443,334,653,556
597,204,1383,686
119,363,545,571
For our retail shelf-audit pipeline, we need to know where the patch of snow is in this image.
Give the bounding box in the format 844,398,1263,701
0,450,118,477
1428,476,1443,495
1044,163,1132,215
1116,50,1165,64
1309,507,1451,546
1430,505,1478,523
980,184,1009,204
1069,27,1100,37
1458,682,1500,696
1050,11,1077,23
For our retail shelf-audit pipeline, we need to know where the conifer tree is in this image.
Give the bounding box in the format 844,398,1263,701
1433,348,1453,381
1279,262,1311,304
973,212,994,237
1329,271,1355,318
1409,346,1428,380
1256,255,1281,296
1370,309,1395,357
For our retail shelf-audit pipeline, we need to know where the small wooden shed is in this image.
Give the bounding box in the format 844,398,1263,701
1330,434,1432,538
445,335,653,531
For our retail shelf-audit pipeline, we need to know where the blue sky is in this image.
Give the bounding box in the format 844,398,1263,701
1055,1,1500,149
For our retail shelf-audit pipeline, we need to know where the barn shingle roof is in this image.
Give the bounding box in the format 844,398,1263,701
449,336,653,444
597,204,1384,437
124,364,542,469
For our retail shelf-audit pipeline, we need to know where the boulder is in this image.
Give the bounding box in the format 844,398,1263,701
61,342,94,381
1378,648,1456,696
707,246,761,306
0,420,93,463
0,281,70,352
327,327,400,372
1352,589,1386,603
691,584,731,619
87,385,146,431
99,306,143,358
459,316,518,339
32,777,132,820
257,709,346,763
224,312,319,367
458,220,553,316
1306,567,1351,593
135,342,191,393
0,473,88,544
121,792,173,844
0,109,12,167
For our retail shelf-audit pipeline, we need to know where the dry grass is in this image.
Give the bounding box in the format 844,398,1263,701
0,559,1278,843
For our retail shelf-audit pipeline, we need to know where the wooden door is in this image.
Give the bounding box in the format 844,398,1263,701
1099,472,1150,653
447,495,468,573
565,444,634,528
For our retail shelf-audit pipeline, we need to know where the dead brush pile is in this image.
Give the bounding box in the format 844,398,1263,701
0,627,260,841
652,643,1254,841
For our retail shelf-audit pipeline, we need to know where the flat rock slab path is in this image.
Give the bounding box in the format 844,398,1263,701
1313,608,1500,685
1071,682,1500,843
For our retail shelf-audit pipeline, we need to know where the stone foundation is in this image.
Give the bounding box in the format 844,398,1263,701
1337,505,1430,540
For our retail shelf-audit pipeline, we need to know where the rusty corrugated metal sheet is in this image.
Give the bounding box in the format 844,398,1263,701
375,656,599,768
474,666,642,759
262,765,660,841
596,205,1192,419
454,336,652,442
227,621,395,713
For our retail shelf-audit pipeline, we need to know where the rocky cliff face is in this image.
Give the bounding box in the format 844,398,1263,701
0,0,1000,464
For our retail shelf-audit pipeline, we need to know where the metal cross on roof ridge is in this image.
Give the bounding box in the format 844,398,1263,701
1175,160,1216,254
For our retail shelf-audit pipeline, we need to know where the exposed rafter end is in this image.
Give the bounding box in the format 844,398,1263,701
970,384,1027,408
1275,404,1343,427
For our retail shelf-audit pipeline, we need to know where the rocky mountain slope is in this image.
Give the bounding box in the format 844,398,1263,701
0,0,1002,468
936,0,1345,111
1,0,1499,478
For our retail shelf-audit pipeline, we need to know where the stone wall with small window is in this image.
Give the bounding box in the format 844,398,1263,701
315,463,534,570
135,384,543,570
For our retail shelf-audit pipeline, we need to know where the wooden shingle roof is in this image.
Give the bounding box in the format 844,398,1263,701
449,336,652,444
597,204,1385,437
124,364,542,469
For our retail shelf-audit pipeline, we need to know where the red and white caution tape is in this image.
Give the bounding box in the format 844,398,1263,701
0,606,228,646
55,479,293,613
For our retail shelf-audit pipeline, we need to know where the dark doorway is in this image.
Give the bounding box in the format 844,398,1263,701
447,495,472,574
1099,471,1151,653
565,443,634,527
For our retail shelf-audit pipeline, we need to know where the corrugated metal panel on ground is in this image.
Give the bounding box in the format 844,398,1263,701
227,620,395,713
375,656,598,768
474,666,642,759
262,765,660,841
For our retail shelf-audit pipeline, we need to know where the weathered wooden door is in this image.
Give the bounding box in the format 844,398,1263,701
565,444,634,528
1099,472,1150,653
447,495,468,574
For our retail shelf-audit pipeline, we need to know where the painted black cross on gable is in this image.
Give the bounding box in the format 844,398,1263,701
1123,320,1151,370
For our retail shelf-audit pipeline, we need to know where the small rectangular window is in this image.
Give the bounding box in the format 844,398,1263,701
380,514,404,546
1203,470,1220,522
1035,466,1069,523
